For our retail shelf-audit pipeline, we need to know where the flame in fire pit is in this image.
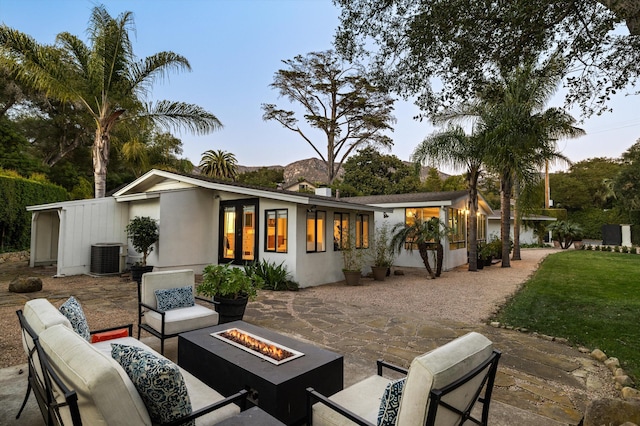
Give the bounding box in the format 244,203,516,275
212,328,305,365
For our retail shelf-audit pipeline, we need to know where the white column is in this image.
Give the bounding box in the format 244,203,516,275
621,224,632,247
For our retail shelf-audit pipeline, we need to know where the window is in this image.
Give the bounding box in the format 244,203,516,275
476,213,487,242
265,209,288,253
404,208,439,249
448,208,467,250
333,213,349,250
306,210,326,252
355,214,369,248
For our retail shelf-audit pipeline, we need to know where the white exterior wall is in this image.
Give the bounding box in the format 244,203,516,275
259,199,298,280
154,188,216,272
487,220,538,245
294,206,374,288
43,198,129,276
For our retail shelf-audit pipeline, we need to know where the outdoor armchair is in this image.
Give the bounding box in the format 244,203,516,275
138,269,219,354
307,332,501,426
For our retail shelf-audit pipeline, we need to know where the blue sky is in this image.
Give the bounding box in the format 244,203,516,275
2,0,639,174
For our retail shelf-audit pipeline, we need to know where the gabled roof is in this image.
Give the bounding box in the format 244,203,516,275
113,169,387,212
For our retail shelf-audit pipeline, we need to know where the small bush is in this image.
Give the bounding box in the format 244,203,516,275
586,244,593,250
614,246,620,253
594,245,601,251
245,259,299,291
621,246,629,253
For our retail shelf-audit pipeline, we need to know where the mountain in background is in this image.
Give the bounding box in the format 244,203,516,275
237,157,450,186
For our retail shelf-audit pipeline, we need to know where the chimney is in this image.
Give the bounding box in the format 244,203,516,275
315,187,332,197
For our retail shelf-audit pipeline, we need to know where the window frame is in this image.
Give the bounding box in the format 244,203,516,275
333,212,350,251
355,213,370,249
265,209,288,253
448,207,467,250
306,210,326,253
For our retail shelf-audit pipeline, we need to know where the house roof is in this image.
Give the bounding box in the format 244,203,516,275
113,169,388,212
344,190,494,214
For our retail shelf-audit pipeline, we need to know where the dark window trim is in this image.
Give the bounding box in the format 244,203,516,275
264,208,288,253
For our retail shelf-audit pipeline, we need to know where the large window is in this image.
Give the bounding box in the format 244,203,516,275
306,210,326,252
404,207,440,249
355,214,369,249
448,208,466,250
333,213,349,250
265,209,288,253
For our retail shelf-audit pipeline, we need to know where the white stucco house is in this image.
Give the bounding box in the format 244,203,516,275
27,169,388,288
344,191,494,271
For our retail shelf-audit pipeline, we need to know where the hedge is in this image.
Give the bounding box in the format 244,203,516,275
0,174,68,252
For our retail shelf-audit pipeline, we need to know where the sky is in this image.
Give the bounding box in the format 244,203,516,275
1,0,639,174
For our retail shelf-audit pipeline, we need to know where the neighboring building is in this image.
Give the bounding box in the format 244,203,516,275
282,179,318,193
27,169,386,288
345,191,494,271
487,210,557,245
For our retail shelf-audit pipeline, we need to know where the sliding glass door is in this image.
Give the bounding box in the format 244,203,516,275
220,199,258,264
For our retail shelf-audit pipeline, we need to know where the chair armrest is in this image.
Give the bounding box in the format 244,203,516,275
162,389,249,426
306,387,374,426
377,359,408,376
140,301,165,315
90,324,133,336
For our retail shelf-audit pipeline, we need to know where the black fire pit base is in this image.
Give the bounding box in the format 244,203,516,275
178,321,343,426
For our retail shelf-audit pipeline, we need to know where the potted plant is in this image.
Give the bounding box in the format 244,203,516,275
125,216,159,284
547,220,584,250
370,222,395,281
197,263,263,323
340,225,365,286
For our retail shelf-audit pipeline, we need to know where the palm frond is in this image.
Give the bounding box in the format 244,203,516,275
144,101,223,135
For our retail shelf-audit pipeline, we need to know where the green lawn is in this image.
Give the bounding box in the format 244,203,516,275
495,250,640,382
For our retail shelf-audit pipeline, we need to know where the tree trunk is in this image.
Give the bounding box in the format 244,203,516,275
500,173,512,268
467,170,480,271
418,242,436,279
512,177,521,261
93,129,109,198
435,243,444,277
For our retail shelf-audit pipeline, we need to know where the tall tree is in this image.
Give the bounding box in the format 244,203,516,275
262,50,395,184
478,58,583,266
340,146,421,195
412,125,488,271
0,5,222,197
199,149,238,181
335,0,640,117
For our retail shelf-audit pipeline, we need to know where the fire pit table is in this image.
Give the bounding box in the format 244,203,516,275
178,321,343,425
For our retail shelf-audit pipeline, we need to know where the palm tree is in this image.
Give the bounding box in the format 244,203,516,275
199,149,238,180
0,6,222,197
390,217,449,279
476,56,584,266
412,125,488,271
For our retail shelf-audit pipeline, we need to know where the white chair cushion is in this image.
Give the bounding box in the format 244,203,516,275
23,298,71,336
145,304,219,335
182,368,241,426
396,332,493,425
312,375,391,426
38,324,151,425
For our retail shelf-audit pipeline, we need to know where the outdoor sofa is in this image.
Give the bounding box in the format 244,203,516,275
16,297,248,425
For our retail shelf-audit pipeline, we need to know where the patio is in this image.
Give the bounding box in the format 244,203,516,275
0,248,618,425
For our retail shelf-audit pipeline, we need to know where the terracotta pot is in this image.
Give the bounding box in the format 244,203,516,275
371,266,388,281
343,270,362,286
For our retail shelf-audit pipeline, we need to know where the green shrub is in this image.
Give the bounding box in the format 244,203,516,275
0,172,68,252
586,244,593,250
621,246,629,253
244,259,299,291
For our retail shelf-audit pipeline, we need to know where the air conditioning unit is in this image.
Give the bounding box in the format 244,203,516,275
90,243,123,275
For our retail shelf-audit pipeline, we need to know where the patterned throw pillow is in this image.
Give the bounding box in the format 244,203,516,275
377,377,406,426
111,344,194,425
155,286,194,311
59,296,91,341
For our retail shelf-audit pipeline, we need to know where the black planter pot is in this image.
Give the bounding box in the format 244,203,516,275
477,257,484,270
131,265,154,285
214,295,249,324
484,255,493,267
